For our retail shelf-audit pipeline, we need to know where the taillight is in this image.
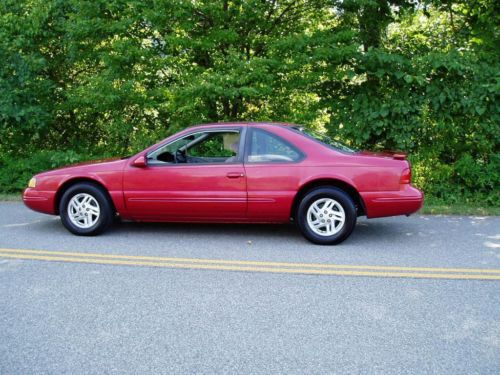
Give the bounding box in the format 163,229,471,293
400,168,411,184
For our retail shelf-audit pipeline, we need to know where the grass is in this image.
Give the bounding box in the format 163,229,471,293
420,202,500,216
0,193,21,202
0,192,498,216
0,193,22,202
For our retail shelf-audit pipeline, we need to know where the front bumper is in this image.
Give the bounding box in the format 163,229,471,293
360,185,424,219
23,188,57,215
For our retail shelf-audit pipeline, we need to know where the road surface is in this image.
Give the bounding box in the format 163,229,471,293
1,202,499,374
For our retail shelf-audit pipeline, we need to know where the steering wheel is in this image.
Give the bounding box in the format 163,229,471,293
175,149,187,163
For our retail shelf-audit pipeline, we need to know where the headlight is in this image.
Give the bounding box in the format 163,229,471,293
28,177,37,188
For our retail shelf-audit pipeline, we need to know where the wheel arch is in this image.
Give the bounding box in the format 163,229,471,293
291,178,366,219
54,177,116,215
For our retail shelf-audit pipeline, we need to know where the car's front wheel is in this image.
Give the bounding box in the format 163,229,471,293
59,183,114,236
297,187,357,245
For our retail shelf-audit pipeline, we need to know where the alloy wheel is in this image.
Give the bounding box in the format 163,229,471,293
67,193,100,229
306,198,345,236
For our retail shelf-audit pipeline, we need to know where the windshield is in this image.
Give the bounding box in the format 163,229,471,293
291,126,356,153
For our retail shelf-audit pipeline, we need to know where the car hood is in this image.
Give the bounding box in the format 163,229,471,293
64,157,125,168
37,157,128,176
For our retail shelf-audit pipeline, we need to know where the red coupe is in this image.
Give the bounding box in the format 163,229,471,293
23,122,423,244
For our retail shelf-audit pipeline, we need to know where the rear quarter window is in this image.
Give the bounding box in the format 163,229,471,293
247,128,303,163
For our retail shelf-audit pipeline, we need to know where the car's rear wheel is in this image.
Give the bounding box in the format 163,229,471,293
297,187,357,245
59,183,114,236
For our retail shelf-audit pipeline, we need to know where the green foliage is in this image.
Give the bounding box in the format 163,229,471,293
411,153,500,206
0,0,498,207
0,150,105,193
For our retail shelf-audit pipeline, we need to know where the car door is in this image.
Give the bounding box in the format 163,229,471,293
243,126,306,222
123,127,247,221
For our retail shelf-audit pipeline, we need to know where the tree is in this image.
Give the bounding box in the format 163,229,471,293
0,0,498,204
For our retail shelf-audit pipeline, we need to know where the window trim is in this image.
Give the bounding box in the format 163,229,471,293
146,127,246,167
244,127,305,164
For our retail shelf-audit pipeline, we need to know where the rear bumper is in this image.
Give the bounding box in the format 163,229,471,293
361,185,424,219
22,188,56,215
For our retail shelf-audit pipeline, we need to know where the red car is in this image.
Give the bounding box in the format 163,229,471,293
23,122,423,244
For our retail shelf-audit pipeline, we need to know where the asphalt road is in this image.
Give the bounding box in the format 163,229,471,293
1,202,499,374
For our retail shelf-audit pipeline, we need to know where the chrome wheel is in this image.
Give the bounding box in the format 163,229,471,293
306,198,345,236
67,193,100,229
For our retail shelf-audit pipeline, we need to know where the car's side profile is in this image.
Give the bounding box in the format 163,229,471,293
23,122,423,244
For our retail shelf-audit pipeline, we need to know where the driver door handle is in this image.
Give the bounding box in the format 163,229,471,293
226,172,245,179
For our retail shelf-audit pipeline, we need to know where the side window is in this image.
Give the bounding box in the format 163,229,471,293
247,128,302,163
148,130,241,164
190,132,237,159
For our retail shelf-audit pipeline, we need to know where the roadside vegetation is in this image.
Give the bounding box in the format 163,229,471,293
0,193,20,202
419,199,500,216
0,1,498,213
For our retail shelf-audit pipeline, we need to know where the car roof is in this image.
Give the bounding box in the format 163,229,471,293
189,121,296,128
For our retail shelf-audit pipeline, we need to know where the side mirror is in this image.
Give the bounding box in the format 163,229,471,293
132,156,147,168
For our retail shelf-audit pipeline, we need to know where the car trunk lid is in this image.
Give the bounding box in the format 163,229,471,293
357,150,407,160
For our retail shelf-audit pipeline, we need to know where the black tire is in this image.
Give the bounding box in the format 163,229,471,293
59,182,114,236
296,187,357,245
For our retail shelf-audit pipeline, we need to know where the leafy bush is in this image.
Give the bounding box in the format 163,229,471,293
411,153,500,206
0,150,106,193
